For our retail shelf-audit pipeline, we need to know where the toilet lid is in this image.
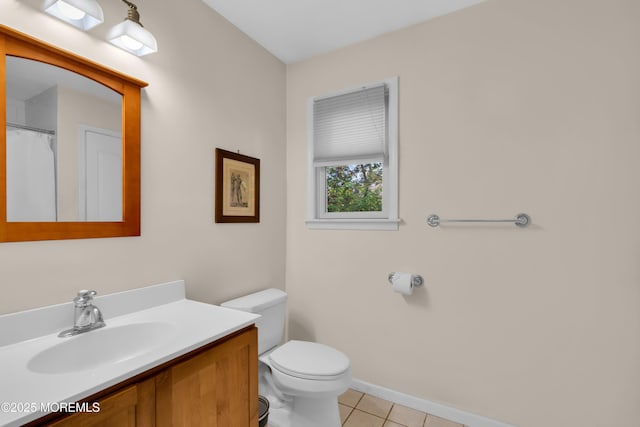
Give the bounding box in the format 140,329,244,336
269,340,350,381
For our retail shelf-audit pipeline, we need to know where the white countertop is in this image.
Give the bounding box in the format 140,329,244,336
0,281,259,426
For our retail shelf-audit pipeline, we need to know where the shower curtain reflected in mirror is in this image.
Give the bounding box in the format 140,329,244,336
6,128,56,221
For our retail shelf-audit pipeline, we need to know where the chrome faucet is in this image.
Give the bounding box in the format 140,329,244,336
58,290,106,337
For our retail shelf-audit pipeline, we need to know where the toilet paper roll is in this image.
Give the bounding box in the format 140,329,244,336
390,272,414,296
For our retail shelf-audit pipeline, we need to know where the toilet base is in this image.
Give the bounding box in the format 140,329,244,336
260,369,342,427
291,395,341,427
265,403,291,427
263,395,341,427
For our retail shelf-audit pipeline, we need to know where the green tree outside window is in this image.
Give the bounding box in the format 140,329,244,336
326,163,383,212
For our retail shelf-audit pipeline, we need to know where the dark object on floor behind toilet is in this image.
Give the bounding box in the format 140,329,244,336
258,395,269,427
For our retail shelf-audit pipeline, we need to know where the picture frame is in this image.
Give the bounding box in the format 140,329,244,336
215,148,260,223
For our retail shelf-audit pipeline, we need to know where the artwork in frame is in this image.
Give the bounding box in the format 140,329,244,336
215,148,260,223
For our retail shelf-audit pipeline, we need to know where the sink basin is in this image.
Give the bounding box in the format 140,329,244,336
27,322,177,374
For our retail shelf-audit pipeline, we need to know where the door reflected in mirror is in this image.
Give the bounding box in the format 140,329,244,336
6,56,123,222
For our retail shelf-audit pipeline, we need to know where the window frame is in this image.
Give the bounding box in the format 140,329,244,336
306,77,399,231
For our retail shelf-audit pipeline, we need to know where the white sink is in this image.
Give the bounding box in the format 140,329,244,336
0,280,260,427
27,322,177,374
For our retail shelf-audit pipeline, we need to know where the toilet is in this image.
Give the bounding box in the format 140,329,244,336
221,288,351,427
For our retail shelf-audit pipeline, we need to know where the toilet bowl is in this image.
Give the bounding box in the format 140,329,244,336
221,289,351,427
261,340,351,426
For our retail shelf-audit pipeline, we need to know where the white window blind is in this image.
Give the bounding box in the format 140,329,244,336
312,83,387,167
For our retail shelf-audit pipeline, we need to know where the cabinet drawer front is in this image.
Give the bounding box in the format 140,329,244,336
48,386,137,427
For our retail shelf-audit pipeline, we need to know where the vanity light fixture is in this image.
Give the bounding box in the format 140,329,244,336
107,0,158,56
43,0,104,30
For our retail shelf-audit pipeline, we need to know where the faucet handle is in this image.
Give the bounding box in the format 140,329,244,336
74,290,97,306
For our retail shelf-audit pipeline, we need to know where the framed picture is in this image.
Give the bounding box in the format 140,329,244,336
215,148,260,223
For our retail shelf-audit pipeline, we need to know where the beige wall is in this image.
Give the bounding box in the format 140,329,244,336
0,0,286,312
286,0,640,426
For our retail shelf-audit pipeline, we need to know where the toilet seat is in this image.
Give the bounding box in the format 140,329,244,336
269,340,350,381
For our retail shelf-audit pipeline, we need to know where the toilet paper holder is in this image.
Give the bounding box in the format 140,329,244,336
388,273,424,287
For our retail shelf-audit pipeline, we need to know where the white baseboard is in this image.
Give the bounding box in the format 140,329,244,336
350,379,517,427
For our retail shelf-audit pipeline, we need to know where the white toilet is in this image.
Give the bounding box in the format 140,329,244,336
221,288,351,427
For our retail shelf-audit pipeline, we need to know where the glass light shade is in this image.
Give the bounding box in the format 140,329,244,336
43,0,104,30
107,20,157,56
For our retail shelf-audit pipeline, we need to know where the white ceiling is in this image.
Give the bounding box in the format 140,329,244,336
202,0,487,64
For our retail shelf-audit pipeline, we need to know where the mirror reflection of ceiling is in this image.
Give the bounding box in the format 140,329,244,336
6,56,121,104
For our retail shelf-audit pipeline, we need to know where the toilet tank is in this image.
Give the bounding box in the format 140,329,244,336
220,288,287,355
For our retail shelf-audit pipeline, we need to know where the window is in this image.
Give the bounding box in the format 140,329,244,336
306,77,398,230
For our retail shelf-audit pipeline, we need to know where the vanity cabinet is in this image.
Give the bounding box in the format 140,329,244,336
30,326,258,427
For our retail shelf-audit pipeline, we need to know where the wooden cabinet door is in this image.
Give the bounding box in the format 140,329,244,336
47,378,155,427
155,327,258,427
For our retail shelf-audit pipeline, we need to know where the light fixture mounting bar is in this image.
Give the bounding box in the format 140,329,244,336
120,0,143,25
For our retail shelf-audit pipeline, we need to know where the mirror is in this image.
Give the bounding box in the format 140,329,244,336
6,56,123,222
0,25,147,242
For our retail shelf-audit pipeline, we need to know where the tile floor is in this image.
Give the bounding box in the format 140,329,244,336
338,389,467,427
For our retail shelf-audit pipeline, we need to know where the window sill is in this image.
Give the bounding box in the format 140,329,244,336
305,218,400,231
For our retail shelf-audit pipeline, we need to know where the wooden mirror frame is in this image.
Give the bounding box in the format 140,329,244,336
0,25,147,242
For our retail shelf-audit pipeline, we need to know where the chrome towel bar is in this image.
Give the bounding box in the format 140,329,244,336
427,213,531,228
